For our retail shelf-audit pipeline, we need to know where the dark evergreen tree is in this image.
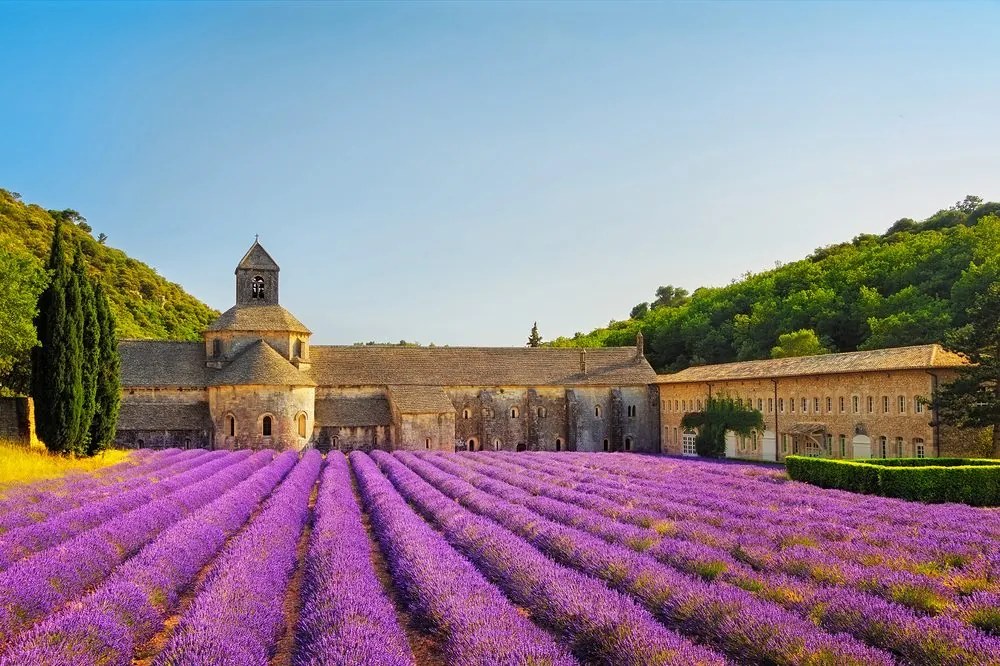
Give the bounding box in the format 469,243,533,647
934,281,1000,458
31,220,84,453
88,283,120,455
527,322,542,347
73,244,100,453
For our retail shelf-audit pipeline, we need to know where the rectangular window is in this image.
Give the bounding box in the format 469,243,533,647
915,399,924,414
682,433,697,456
867,396,874,414
801,397,808,413
826,397,832,413
839,396,845,413
895,437,904,457
879,436,887,458
682,400,686,411
839,434,846,458
768,398,773,413
790,397,795,413
852,396,859,413
778,398,784,413
781,434,787,453
757,398,763,411
813,397,820,413
898,396,905,414
915,439,925,458
883,396,889,413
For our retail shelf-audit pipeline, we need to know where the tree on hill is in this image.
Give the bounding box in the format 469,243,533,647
31,220,85,453
629,303,649,320
88,283,121,455
527,322,542,347
681,396,764,458
934,280,1000,458
0,243,46,396
652,285,690,309
771,329,830,358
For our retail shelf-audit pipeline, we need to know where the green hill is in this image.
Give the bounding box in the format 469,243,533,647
550,195,1000,372
0,188,219,393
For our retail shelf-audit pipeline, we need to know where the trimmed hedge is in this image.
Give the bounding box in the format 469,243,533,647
784,456,1000,506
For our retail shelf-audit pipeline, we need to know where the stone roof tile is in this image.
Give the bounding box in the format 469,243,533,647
388,385,455,414
656,344,968,384
117,402,212,430
208,340,316,387
236,240,279,272
315,396,391,426
120,340,207,388
206,304,311,334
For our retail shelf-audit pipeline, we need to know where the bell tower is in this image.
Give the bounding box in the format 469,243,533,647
235,237,280,306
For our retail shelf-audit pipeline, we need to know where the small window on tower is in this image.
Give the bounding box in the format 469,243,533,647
212,339,222,357
262,415,272,437
252,276,265,300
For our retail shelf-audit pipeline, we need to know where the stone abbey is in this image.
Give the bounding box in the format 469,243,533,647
115,241,979,459
115,241,660,453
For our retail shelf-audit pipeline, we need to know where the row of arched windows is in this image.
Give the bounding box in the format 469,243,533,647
224,413,308,439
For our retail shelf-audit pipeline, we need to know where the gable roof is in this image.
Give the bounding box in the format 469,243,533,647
206,304,311,334
236,240,279,272
388,385,455,414
117,401,212,431
120,340,207,388
656,344,968,384
315,396,391,426
208,340,316,387
307,346,656,386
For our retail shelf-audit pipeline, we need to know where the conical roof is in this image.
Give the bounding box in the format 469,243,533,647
236,240,279,272
206,304,311,334
208,340,316,387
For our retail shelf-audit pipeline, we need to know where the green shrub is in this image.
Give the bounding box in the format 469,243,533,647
784,456,1000,506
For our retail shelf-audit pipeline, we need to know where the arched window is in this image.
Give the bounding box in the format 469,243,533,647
510,407,519,419
425,438,431,449
493,438,501,451
227,415,235,437
294,339,303,358
595,405,602,418
516,443,526,452
262,415,272,437
602,438,609,452
624,437,633,451
251,275,265,299
555,438,563,451
184,437,191,449
332,436,339,450
137,438,144,448
467,438,477,451
537,407,546,418
297,413,307,438
462,408,471,419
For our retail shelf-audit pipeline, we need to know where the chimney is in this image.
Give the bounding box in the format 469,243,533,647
580,348,587,374
635,331,645,361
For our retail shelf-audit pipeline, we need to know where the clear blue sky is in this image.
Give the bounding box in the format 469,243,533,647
2,1,999,346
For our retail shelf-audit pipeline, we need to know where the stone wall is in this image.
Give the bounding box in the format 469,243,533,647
0,397,32,444
658,369,952,460
117,429,211,449
209,384,314,451
314,425,388,453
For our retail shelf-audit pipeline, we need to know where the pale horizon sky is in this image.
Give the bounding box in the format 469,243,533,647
2,1,999,345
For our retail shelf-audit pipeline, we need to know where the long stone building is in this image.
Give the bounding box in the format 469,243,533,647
656,345,978,461
116,241,660,452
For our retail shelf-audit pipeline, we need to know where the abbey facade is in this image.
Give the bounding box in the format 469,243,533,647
116,241,660,453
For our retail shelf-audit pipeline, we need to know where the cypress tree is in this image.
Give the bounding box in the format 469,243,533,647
73,244,100,454
31,220,84,453
88,283,121,455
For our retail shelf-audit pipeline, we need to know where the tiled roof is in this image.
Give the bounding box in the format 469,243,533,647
308,346,655,386
208,340,316,387
388,385,455,414
119,342,656,389
120,340,207,388
657,344,968,384
206,304,311,334
315,396,391,426
117,401,212,430
236,241,279,272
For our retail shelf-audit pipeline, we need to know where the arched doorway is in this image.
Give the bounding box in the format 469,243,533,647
555,438,563,451
852,434,872,459
624,437,632,452
467,438,477,451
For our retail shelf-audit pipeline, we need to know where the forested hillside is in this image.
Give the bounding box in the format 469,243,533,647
0,188,218,393
550,196,1000,372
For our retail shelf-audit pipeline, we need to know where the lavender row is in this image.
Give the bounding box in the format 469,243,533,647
438,453,1000,664
351,451,578,666
0,451,299,666
293,452,414,666
0,449,269,643
154,450,322,666
372,451,726,666
479,453,998,605
0,448,201,534
0,449,233,569
399,452,892,666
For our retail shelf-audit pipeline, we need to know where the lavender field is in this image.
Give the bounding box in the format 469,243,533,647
0,448,997,666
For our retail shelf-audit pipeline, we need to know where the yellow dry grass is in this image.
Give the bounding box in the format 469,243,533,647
0,439,131,492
